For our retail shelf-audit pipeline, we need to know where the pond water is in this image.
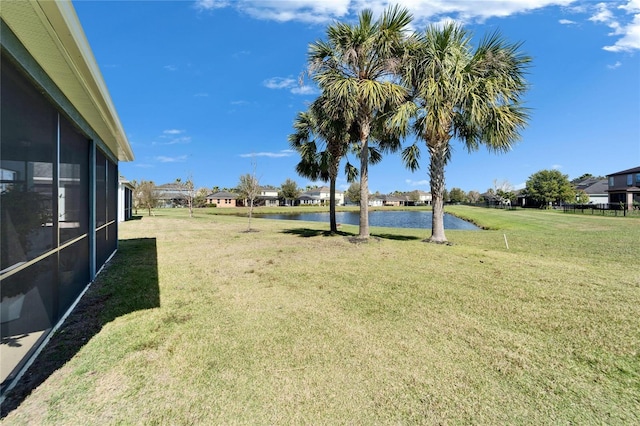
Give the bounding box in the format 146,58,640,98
255,210,480,230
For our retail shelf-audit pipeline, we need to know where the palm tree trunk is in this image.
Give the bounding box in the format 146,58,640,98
359,123,370,239
329,150,341,234
428,145,447,243
329,177,337,233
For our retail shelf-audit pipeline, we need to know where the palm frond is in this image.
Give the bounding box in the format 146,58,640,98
401,143,421,172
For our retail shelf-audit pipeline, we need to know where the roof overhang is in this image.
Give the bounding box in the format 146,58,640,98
1,0,133,162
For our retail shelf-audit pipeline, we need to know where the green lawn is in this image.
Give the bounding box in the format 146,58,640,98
3,206,639,424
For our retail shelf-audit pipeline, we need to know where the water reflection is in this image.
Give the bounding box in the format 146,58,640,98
255,210,480,230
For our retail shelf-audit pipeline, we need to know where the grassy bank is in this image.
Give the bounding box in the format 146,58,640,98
3,206,639,424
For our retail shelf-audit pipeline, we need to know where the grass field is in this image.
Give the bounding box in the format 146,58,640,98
2,206,639,424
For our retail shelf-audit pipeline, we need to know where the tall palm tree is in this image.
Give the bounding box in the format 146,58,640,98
308,5,412,239
395,23,531,243
289,96,356,233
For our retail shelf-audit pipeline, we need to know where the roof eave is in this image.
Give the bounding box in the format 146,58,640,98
1,0,133,162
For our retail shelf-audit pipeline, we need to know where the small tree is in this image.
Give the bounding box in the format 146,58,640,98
345,182,361,205
194,187,209,208
137,181,158,216
176,177,195,218
449,187,466,204
575,189,590,204
494,179,515,206
467,190,481,204
279,178,301,206
237,172,260,230
408,190,421,204
525,169,575,207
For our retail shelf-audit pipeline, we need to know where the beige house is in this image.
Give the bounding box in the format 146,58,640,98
206,191,238,208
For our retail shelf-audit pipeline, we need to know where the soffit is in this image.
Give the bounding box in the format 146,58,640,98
1,0,133,162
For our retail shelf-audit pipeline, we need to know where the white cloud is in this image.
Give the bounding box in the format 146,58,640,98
157,129,191,145
194,1,638,53
264,77,317,95
194,0,229,11
164,65,178,71
589,1,640,52
603,13,640,52
194,92,209,97
194,0,580,24
164,137,192,145
405,178,429,186
552,164,563,170
240,150,295,158
155,155,188,163
239,0,350,23
263,77,296,89
291,85,320,95
232,50,251,58
607,61,623,69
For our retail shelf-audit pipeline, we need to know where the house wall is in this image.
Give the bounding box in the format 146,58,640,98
607,170,640,209
1,6,131,395
118,181,133,222
587,194,608,204
212,198,237,208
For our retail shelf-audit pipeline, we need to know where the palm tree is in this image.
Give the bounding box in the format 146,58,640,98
307,5,412,239
395,23,531,243
289,96,356,233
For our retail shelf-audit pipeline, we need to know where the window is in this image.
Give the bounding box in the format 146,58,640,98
636,174,640,185
609,177,615,187
627,174,633,186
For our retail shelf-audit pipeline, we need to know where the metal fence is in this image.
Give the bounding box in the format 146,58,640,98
562,203,639,217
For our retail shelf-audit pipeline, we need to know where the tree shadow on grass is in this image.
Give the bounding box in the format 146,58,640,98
0,238,159,419
370,233,421,241
281,228,421,241
281,228,352,238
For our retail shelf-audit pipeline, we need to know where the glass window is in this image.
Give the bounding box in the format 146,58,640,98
636,174,640,185
627,174,633,186
608,177,615,187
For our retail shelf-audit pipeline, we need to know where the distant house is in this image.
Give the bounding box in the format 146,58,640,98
574,178,608,204
257,185,279,207
606,166,640,210
384,194,410,207
206,191,238,208
155,183,187,208
368,196,384,207
297,186,344,206
118,177,134,221
298,193,322,205
416,190,432,205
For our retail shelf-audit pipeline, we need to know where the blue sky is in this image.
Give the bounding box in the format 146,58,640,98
73,0,640,194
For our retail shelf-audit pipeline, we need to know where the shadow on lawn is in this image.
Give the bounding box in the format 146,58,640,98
0,238,159,419
281,228,421,241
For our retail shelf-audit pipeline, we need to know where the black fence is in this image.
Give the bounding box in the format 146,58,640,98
459,202,519,210
562,203,639,216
